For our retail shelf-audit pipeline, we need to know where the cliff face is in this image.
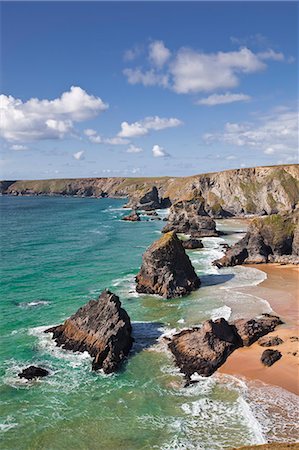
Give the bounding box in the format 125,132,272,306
1,165,298,216
214,213,299,266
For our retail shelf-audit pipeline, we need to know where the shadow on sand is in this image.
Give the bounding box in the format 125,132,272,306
131,321,165,355
200,272,235,287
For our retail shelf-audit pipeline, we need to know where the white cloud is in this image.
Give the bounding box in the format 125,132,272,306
73,150,85,160
123,45,143,62
84,128,97,137
105,137,129,145
149,40,171,67
118,116,182,138
123,68,169,88
203,108,298,159
124,41,286,94
0,86,108,142
127,144,143,153
197,92,251,106
152,144,169,158
10,144,28,151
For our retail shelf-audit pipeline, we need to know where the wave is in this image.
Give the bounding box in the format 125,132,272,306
18,300,50,308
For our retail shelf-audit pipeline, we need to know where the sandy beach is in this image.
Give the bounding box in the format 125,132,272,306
220,264,299,395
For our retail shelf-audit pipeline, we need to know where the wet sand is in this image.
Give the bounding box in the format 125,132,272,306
220,264,299,395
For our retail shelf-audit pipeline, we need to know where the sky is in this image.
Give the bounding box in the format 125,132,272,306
0,1,298,180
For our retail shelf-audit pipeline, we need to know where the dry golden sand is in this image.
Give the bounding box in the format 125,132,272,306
220,264,299,395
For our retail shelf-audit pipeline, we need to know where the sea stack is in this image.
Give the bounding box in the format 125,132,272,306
162,200,220,237
135,232,200,298
45,290,133,373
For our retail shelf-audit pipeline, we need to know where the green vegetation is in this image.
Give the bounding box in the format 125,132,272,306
253,214,296,246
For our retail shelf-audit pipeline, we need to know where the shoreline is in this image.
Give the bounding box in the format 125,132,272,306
220,263,299,395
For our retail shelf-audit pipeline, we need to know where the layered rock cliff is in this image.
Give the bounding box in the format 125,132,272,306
1,164,298,217
45,290,133,373
135,232,201,298
214,213,299,267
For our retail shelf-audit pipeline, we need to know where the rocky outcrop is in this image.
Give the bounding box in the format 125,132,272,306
168,314,282,378
2,165,298,216
45,290,133,373
18,366,49,380
162,200,221,237
135,232,200,298
258,335,284,347
261,349,282,366
181,238,204,249
121,210,141,222
214,214,299,267
126,186,171,211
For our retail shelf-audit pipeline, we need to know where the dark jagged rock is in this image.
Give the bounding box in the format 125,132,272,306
18,366,49,380
168,314,282,378
162,200,221,238
127,186,171,211
261,349,282,366
181,238,204,250
258,335,284,347
233,314,283,346
45,290,133,373
135,232,200,298
169,318,242,378
122,210,141,222
213,214,299,267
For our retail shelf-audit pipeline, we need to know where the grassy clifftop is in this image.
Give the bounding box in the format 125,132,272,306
1,164,299,216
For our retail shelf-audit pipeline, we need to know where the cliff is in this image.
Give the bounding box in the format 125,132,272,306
1,164,298,217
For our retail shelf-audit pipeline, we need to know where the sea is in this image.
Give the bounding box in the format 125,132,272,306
0,196,298,450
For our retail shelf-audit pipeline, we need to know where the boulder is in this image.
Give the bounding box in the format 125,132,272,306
169,318,242,378
181,238,204,250
135,232,200,298
168,314,282,378
233,314,283,346
127,186,171,211
258,335,284,347
18,366,49,380
261,349,282,366
45,290,133,373
162,200,221,238
122,210,141,222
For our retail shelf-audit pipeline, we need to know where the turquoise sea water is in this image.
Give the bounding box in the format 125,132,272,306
0,196,298,450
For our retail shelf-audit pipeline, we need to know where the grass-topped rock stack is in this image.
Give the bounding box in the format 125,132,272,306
136,231,201,298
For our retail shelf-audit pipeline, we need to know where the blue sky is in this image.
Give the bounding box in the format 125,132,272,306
1,1,298,179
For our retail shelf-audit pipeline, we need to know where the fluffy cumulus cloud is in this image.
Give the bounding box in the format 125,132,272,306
73,150,85,160
84,129,129,145
203,108,298,160
118,116,182,138
197,92,251,106
152,144,170,158
0,86,108,142
127,144,143,153
148,40,171,67
123,40,286,95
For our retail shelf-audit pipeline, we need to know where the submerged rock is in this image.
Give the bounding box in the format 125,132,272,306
18,366,49,380
258,335,284,347
213,214,299,267
261,349,282,366
181,238,204,250
45,290,133,373
135,232,200,298
122,210,141,222
162,200,221,238
168,314,282,378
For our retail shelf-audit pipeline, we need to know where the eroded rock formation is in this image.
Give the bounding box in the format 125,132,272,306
261,349,282,366
181,238,204,249
45,290,133,373
162,200,221,237
168,314,282,378
122,210,141,222
135,232,200,298
213,213,299,267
